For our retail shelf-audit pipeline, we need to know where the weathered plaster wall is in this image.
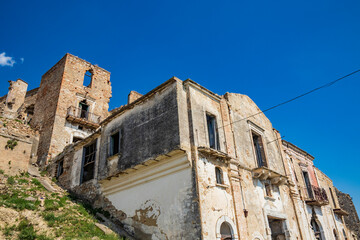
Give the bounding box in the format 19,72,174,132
101,154,201,240
98,80,180,179
196,155,239,239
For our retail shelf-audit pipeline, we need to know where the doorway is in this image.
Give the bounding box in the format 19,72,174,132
268,217,286,240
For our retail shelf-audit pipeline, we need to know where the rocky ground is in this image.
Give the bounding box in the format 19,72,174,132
0,166,126,240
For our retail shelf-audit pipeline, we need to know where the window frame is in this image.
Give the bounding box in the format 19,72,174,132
251,130,268,168
80,140,97,184
206,113,220,151
109,131,121,157
215,166,224,185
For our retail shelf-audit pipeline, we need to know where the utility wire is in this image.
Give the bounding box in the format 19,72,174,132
218,68,360,130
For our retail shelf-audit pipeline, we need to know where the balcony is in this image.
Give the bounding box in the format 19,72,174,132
66,106,101,129
252,167,287,186
333,208,349,216
305,185,329,206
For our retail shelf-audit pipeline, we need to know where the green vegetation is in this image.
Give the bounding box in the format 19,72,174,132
5,139,18,150
0,172,124,239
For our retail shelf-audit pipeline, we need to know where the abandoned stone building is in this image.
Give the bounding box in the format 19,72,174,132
1,54,359,240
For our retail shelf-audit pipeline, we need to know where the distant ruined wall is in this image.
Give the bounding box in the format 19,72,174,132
336,188,360,239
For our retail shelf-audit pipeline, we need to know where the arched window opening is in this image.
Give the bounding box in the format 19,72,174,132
84,70,93,87
220,222,233,240
310,219,322,240
215,167,223,185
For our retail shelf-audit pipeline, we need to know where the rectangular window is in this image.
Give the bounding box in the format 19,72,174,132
56,159,64,179
109,131,120,156
81,140,97,184
206,114,220,150
265,182,272,197
302,171,313,199
252,132,267,167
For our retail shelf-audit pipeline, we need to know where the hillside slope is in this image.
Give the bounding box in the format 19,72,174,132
0,168,126,240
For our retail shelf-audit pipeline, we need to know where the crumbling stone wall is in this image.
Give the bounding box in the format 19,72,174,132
0,118,38,175
32,54,111,165
0,79,28,119
336,188,360,239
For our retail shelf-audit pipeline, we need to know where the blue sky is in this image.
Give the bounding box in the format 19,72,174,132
1,0,359,211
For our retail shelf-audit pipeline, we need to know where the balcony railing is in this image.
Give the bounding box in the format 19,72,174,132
66,106,101,129
304,185,329,206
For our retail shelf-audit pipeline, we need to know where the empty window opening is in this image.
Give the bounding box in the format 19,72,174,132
220,222,233,240
268,217,286,240
265,182,272,197
310,219,322,240
302,171,313,199
72,136,83,143
81,140,97,184
56,159,64,179
84,70,93,87
252,132,267,167
206,114,220,150
215,167,223,185
109,132,120,156
79,100,89,119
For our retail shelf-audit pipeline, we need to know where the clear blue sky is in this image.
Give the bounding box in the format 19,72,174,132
1,0,359,211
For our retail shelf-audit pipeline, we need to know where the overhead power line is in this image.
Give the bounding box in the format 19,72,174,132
218,68,360,130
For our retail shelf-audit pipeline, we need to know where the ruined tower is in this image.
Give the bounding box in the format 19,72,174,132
0,79,28,119
31,53,112,165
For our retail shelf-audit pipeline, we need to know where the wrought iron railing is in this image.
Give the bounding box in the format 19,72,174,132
304,185,328,203
67,106,101,124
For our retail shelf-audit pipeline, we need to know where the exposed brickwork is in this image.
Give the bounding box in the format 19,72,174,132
31,54,112,165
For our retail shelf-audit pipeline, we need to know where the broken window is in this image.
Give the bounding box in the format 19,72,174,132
206,114,220,150
268,217,286,240
215,167,223,185
264,182,272,197
252,131,267,167
109,131,120,156
83,70,93,87
81,140,97,184
56,159,64,179
79,100,89,119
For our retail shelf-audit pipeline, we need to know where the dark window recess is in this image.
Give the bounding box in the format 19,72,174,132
215,167,223,184
311,219,322,240
109,132,120,156
265,182,272,197
72,136,83,143
84,70,92,87
303,171,313,199
206,114,220,150
252,132,267,167
79,100,89,119
81,141,97,184
56,160,64,179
